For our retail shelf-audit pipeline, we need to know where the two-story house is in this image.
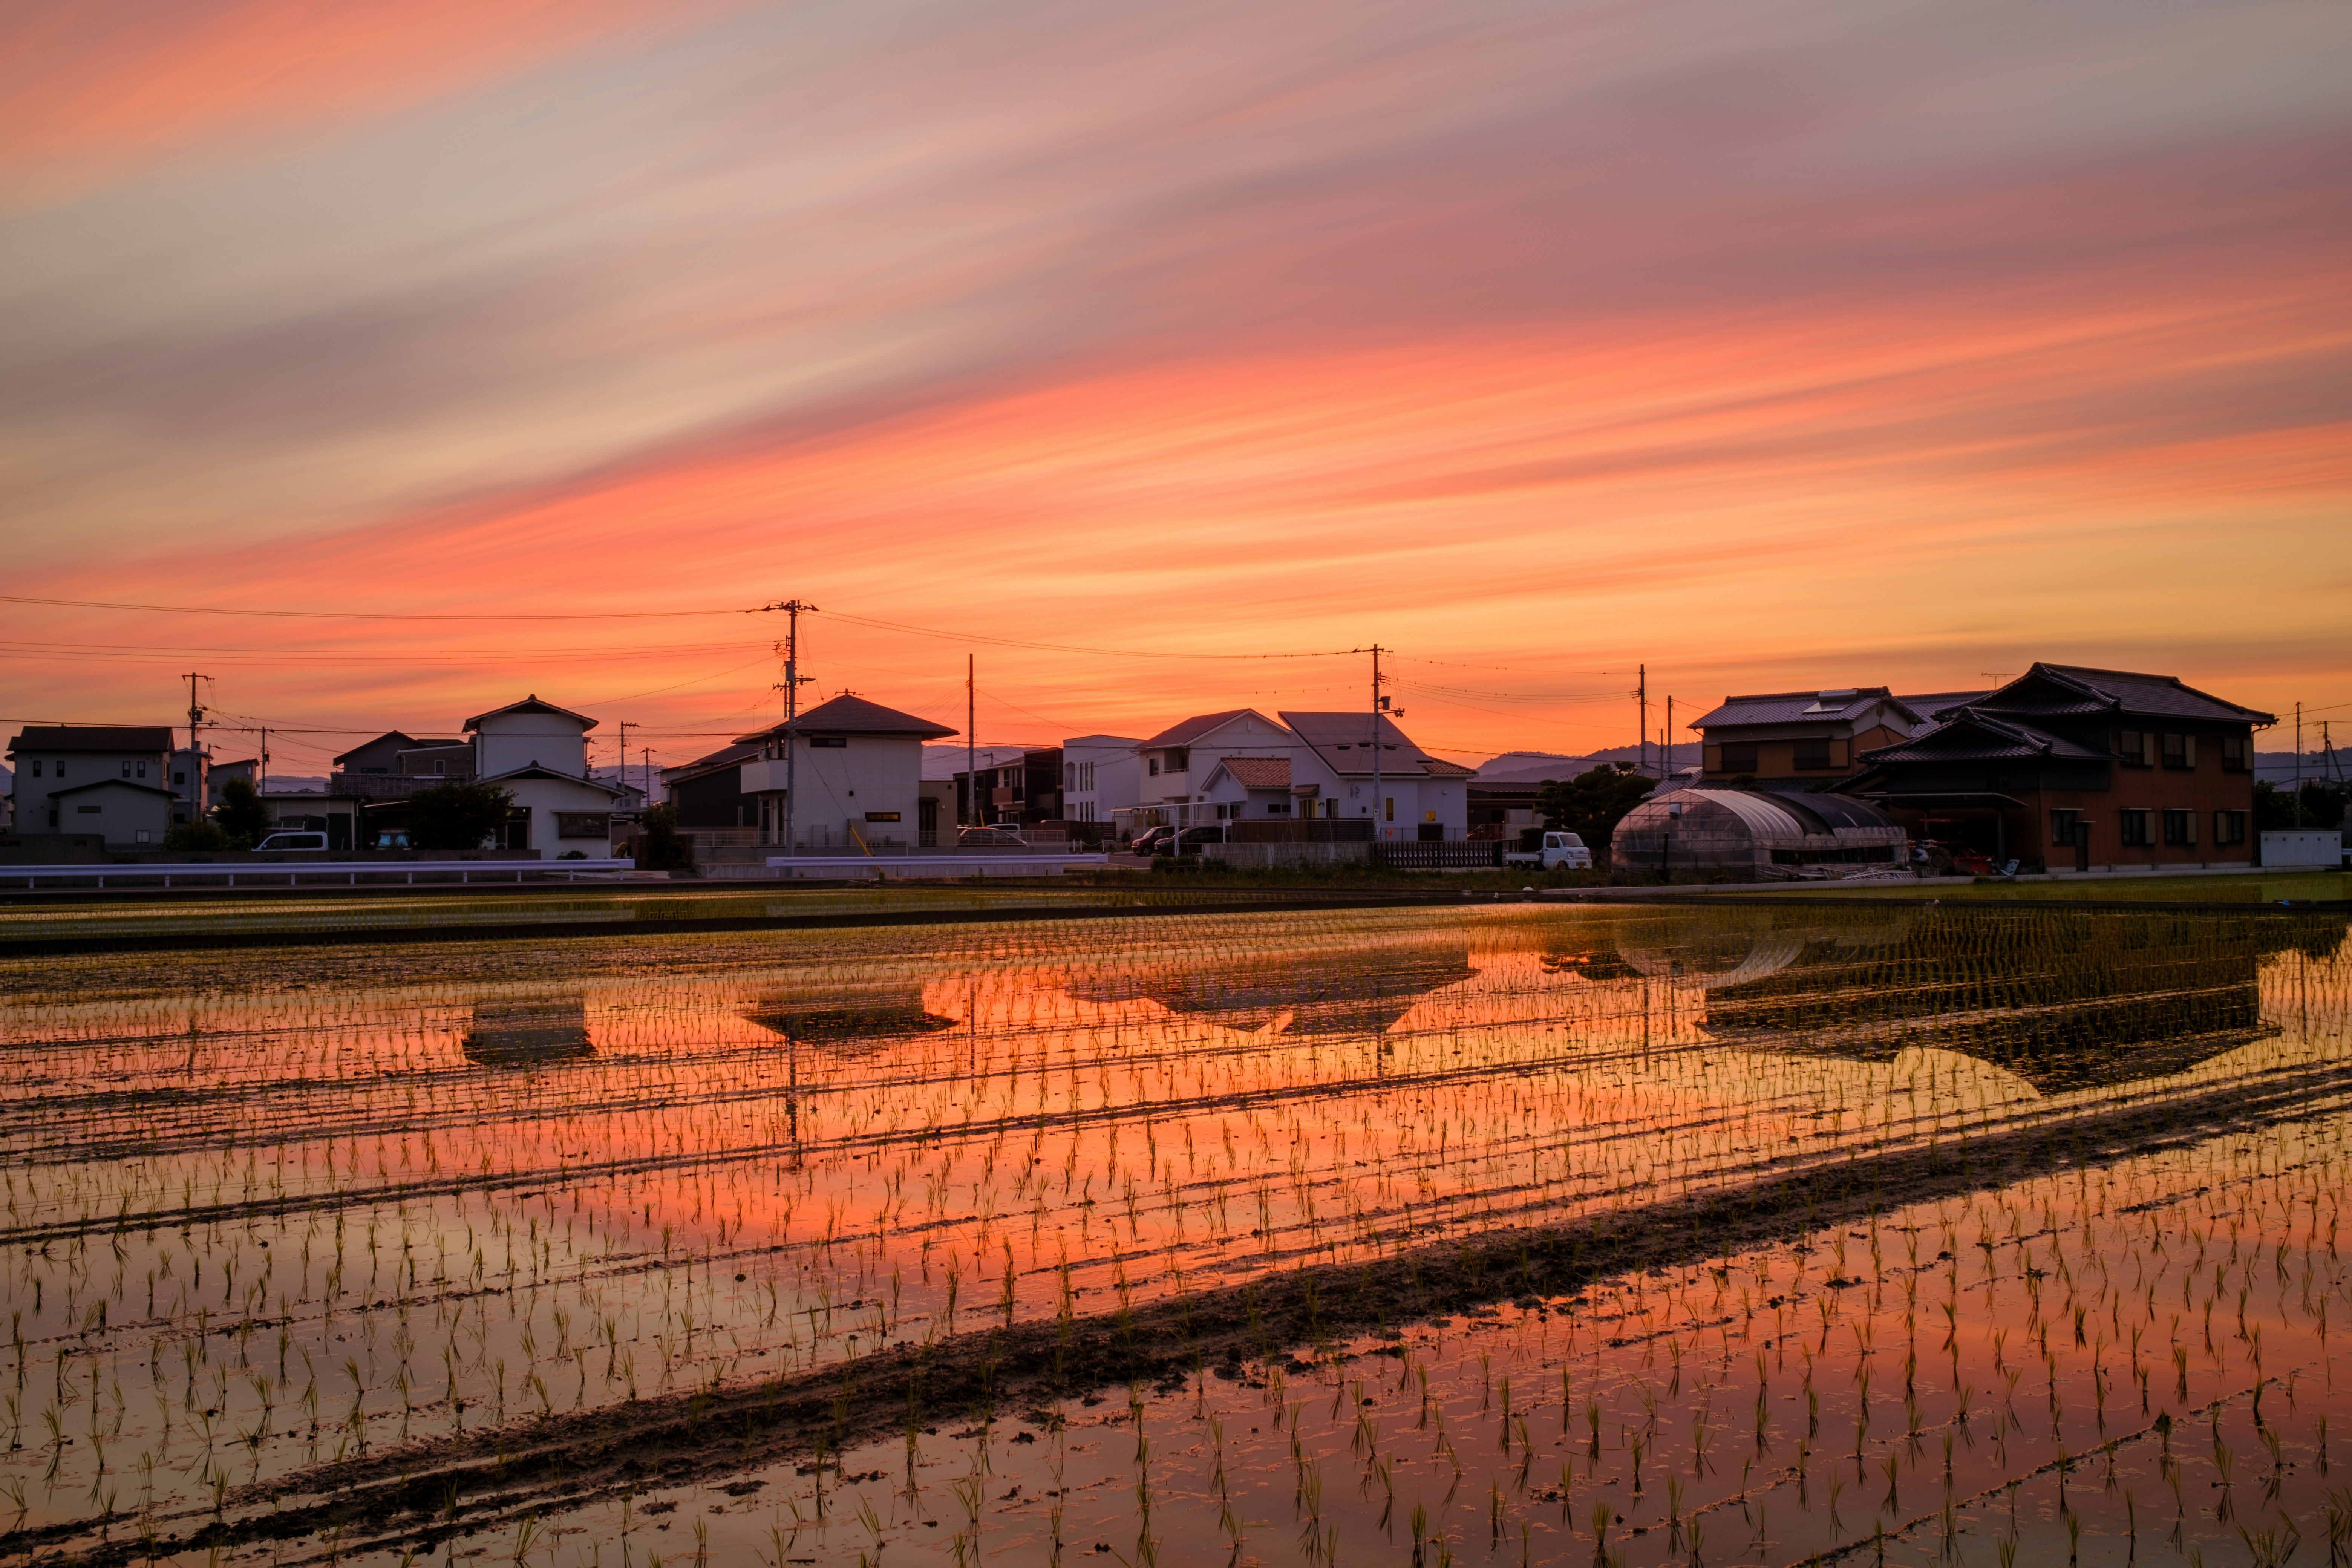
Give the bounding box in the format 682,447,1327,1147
735,693,957,849
1834,663,2272,871
463,695,630,854
1690,689,1927,788
5,726,177,846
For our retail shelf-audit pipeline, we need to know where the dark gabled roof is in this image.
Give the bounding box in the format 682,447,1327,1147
737,693,956,744
47,778,176,798
464,695,597,732
1856,709,2109,766
1419,757,1477,778
8,725,175,756
1892,692,1991,724
1280,711,1439,776
662,741,758,785
1973,664,2273,726
333,730,433,764
1137,709,1274,750
476,762,627,795
1211,755,1292,790
1687,688,1917,731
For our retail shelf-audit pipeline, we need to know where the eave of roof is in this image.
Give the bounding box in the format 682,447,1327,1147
464,695,598,732
8,725,176,756
1137,709,1266,750
737,693,956,743
46,778,177,798
476,763,626,795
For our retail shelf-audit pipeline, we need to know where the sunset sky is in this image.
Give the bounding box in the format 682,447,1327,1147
4,0,2347,775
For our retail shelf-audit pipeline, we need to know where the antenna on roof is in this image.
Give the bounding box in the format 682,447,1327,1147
1980,672,2014,686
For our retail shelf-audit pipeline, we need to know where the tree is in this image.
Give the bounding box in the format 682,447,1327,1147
632,802,695,872
212,776,271,848
407,781,513,851
1534,763,1656,858
2255,779,2347,832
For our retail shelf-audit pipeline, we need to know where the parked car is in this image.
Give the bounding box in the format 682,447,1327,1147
254,831,329,852
1171,825,1228,856
1503,830,1591,870
1129,824,1174,857
957,824,1026,847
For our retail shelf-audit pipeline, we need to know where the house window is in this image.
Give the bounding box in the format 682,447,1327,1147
1167,747,1188,772
2215,810,2248,846
2114,730,2151,767
1148,758,1160,776
2162,809,2195,846
1719,742,1757,773
1792,739,1833,770
121,761,131,776
2220,735,2249,772
1266,801,1289,815
136,761,146,778
2118,808,2153,847
1384,796,1394,821
2161,733,2195,769
553,813,611,838
77,804,101,814
864,811,902,823
2050,809,2081,846
434,759,447,775
28,762,38,777
174,770,185,785
808,736,847,748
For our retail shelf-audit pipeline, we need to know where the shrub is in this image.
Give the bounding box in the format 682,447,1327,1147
407,781,514,851
163,819,231,852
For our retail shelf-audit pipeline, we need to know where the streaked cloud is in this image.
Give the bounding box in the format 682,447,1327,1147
1,0,2345,758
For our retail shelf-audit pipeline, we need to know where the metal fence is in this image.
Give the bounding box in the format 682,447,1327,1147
4,858,639,889
1369,841,1506,870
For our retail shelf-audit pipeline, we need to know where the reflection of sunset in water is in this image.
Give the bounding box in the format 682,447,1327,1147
0,903,2346,1563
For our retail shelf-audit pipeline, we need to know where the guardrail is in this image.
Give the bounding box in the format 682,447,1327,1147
766,853,1109,879
5,858,637,889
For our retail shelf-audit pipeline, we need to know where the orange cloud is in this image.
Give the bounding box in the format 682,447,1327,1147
0,0,713,199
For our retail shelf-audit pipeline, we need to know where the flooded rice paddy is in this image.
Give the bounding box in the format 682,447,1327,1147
2,901,2349,1565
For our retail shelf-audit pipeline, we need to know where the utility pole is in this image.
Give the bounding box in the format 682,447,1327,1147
642,746,653,808
1352,644,1390,844
1635,665,1648,779
616,719,632,800
259,726,269,794
967,654,977,827
1665,695,1674,785
2294,701,2304,828
182,672,209,822
775,602,816,855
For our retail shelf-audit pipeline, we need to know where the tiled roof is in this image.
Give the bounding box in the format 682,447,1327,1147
1687,688,1916,731
1891,692,1990,723
662,741,758,784
1214,755,1292,789
1857,710,2108,765
738,693,956,743
8,725,175,755
1419,758,1477,778
1279,711,1438,776
1976,664,2274,726
1137,709,1274,749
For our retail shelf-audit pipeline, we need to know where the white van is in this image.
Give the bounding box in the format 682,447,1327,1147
255,831,329,853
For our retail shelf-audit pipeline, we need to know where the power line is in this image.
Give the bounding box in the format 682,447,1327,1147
0,594,752,622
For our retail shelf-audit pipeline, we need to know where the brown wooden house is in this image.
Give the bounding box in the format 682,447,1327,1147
1834,663,2271,871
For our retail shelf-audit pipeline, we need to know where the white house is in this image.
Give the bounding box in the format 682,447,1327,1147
1277,712,1473,842
464,696,629,855
6,726,176,844
737,693,957,849
1060,734,1144,826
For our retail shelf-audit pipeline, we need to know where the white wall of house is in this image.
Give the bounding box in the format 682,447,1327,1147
744,733,928,849
13,747,168,830
474,710,591,778
1060,735,1144,824
1138,712,1292,805
502,774,624,855
1285,753,1468,841
49,781,173,845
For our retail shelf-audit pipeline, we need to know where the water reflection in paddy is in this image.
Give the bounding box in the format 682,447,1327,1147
0,902,2344,1564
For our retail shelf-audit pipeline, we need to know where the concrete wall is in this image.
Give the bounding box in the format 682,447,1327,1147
475,712,590,778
